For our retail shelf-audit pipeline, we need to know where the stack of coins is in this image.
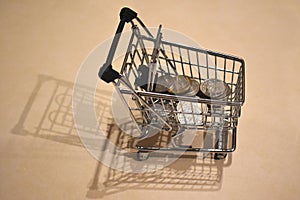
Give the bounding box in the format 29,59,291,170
153,75,231,127
154,74,200,96
154,75,231,99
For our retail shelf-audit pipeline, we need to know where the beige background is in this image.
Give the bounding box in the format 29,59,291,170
1,0,300,199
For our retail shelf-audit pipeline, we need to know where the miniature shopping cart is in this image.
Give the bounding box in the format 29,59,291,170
98,8,245,160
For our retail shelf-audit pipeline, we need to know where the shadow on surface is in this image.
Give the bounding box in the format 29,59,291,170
86,120,232,199
10,74,232,198
11,74,112,147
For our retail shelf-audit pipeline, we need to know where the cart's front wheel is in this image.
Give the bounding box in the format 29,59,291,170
214,153,227,160
137,151,150,161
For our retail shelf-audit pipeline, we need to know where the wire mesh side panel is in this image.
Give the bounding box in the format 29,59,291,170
158,39,245,104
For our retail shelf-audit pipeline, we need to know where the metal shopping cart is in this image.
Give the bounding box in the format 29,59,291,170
98,8,245,160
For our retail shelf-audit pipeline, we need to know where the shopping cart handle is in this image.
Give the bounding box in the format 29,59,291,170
99,7,153,83
98,8,137,83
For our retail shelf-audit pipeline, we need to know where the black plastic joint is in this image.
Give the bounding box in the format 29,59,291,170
120,7,137,23
98,63,121,83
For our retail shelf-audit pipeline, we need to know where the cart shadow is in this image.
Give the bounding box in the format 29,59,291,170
11,74,112,147
87,158,227,198
10,74,232,198
86,120,232,199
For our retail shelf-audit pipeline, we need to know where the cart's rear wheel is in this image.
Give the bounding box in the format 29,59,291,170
137,151,150,161
214,153,227,160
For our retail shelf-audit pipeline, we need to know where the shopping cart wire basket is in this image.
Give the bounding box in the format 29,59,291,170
98,7,245,160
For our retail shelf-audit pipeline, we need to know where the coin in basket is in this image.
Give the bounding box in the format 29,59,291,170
168,75,190,94
176,101,203,125
184,79,200,96
200,79,230,99
154,74,175,93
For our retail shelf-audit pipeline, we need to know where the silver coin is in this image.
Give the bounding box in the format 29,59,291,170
155,74,175,93
177,101,203,125
168,75,190,94
200,79,230,99
184,79,200,96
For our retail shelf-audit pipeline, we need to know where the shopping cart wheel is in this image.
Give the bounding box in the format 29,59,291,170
214,153,227,160
137,151,150,161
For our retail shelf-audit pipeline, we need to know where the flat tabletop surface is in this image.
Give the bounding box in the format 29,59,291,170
1,1,300,199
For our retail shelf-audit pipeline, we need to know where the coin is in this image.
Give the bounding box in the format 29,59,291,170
168,75,190,94
177,101,203,125
184,79,200,96
200,79,230,99
154,74,175,93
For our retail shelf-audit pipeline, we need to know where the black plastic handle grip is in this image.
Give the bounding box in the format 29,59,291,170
120,7,137,23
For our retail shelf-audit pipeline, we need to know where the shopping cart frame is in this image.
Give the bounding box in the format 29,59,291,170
98,7,245,160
